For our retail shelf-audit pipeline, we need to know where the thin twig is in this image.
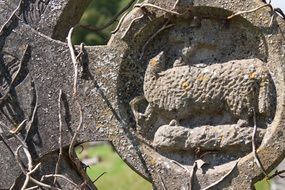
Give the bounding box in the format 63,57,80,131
67,100,95,189
252,108,268,177
15,146,27,173
10,119,27,134
68,101,83,161
0,130,15,157
92,172,107,183
24,88,38,141
43,174,79,188
0,0,22,34
170,160,189,173
267,170,285,180
0,44,29,104
24,186,39,190
140,22,175,59
134,3,181,15
66,28,78,97
0,123,51,189
172,0,181,10
75,43,85,62
0,121,28,148
158,174,167,190
121,14,144,39
201,159,240,190
111,12,129,34
79,0,136,32
27,163,41,175
54,89,63,185
20,145,34,190
227,4,272,19
29,177,55,189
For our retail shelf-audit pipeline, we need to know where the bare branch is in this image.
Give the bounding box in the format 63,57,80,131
158,174,167,190
140,21,175,59
0,121,28,149
172,0,181,10
68,101,83,161
227,4,272,19
201,159,240,190
134,3,181,15
0,44,29,104
93,172,107,183
24,88,38,141
67,28,78,97
267,170,285,180
121,14,144,39
252,109,268,177
111,12,129,34
170,160,189,173
54,89,63,185
79,0,136,33
0,0,22,34
10,119,27,134
29,177,56,189
42,174,79,189
24,186,39,190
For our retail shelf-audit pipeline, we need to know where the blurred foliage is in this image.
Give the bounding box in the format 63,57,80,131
73,0,131,45
77,143,152,190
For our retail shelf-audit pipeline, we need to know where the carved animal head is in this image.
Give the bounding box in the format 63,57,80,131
147,51,166,75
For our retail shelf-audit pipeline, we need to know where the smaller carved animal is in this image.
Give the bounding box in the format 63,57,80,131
136,51,274,124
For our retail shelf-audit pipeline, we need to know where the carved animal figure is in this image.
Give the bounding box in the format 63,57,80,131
140,51,274,124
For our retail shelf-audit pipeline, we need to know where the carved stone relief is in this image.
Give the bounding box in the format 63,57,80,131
1,0,285,189
117,2,282,189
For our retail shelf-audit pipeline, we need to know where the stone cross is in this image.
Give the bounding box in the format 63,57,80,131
0,0,285,189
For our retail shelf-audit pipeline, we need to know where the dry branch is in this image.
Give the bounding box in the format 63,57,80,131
140,21,175,59
0,44,29,105
252,109,268,177
158,174,167,190
201,159,240,190
0,0,22,34
24,90,38,141
121,14,144,39
54,89,63,185
227,4,272,19
92,172,107,183
67,28,78,97
134,3,181,15
42,174,80,189
80,0,136,33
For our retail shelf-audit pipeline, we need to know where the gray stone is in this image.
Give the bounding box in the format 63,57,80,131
0,0,285,189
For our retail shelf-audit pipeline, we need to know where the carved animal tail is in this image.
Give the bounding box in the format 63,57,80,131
258,74,275,119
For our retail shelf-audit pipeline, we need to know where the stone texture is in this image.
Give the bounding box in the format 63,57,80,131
153,124,265,152
0,0,285,189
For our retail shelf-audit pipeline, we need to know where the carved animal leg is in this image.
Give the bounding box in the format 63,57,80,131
129,96,155,131
237,119,249,127
129,96,147,123
258,79,270,115
169,119,180,126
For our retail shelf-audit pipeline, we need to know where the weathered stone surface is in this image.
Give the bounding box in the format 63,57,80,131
153,124,266,152
120,0,285,189
1,0,285,189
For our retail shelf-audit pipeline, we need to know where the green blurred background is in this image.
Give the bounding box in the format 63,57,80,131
74,1,272,189
73,0,133,45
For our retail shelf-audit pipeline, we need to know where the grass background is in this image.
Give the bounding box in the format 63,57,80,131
77,143,272,190
77,143,152,190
